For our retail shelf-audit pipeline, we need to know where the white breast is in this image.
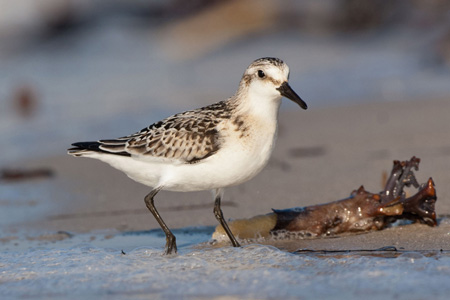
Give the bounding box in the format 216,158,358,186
156,113,278,192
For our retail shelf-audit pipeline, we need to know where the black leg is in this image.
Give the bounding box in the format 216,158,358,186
213,189,240,247
144,187,177,255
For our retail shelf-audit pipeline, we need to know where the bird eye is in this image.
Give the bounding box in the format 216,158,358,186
257,70,265,78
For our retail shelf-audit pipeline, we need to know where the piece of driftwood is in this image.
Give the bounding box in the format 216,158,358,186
213,157,437,241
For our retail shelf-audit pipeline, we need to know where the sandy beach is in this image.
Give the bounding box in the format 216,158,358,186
2,98,449,252
3,2,450,299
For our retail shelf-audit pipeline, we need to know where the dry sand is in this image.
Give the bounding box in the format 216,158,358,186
3,98,450,251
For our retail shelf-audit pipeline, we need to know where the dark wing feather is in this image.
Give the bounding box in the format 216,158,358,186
68,141,131,157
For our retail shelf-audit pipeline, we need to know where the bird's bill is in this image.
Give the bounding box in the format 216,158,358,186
277,82,307,110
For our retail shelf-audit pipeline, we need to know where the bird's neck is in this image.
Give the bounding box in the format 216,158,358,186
230,86,282,122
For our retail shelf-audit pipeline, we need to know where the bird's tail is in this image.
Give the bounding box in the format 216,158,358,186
68,141,131,157
68,141,102,157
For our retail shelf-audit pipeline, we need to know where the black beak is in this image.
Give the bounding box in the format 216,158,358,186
276,82,307,110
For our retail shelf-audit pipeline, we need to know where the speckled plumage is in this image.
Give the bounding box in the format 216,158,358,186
101,101,236,163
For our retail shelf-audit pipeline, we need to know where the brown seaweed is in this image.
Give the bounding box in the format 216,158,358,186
213,157,437,241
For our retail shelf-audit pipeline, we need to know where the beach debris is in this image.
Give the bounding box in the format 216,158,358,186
213,157,437,241
12,85,38,118
294,246,449,258
0,168,54,182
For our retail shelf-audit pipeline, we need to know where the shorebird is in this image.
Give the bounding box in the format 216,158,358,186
68,57,307,254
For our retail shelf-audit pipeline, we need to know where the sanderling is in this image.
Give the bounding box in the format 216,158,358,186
68,57,307,254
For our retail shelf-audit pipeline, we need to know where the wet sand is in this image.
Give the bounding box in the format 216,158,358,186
2,98,450,252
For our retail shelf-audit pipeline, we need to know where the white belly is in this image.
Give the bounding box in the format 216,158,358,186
164,138,275,191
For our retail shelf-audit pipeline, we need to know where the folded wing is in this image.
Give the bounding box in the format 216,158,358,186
68,110,223,164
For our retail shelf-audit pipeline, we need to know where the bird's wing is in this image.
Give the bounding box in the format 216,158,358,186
98,108,226,163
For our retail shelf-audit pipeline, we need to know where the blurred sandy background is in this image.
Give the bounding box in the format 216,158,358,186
1,0,450,243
